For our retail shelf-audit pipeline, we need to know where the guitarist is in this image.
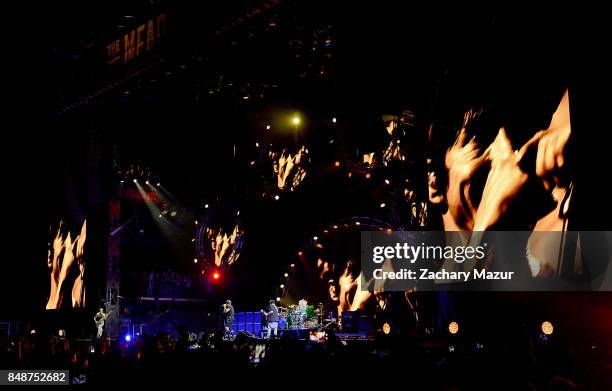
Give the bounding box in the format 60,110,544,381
261,300,279,339
94,308,111,339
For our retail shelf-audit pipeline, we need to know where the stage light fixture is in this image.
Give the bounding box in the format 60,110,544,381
133,179,137,183
313,236,318,241
212,272,220,280
157,182,160,186
290,263,295,268
332,117,337,123
541,321,554,335
276,297,281,302
380,203,386,208
448,321,459,335
204,204,209,208
292,115,301,125
382,322,391,335
274,195,280,200
266,125,271,130
194,259,198,263
385,179,390,185
280,284,285,289
146,180,150,185
334,161,340,167
284,273,289,278
124,334,132,342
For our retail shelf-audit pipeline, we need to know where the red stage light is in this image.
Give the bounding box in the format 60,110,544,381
212,272,220,280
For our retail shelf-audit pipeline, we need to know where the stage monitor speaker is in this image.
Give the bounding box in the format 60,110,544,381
341,311,359,333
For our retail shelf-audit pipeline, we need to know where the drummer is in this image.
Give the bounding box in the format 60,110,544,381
297,299,308,328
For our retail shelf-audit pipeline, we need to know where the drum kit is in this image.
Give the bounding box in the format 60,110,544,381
278,301,323,329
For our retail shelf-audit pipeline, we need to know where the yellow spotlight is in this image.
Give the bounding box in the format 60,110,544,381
204,204,209,209
448,321,459,335
541,321,554,335
276,297,281,302
365,173,371,179
284,273,289,278
292,115,301,125
266,125,271,130
382,322,391,335
280,284,284,289
193,259,198,263
334,161,340,167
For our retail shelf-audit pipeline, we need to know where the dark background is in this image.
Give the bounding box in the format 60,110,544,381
3,1,609,345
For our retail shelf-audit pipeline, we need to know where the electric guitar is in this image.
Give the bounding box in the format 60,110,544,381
94,311,112,327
